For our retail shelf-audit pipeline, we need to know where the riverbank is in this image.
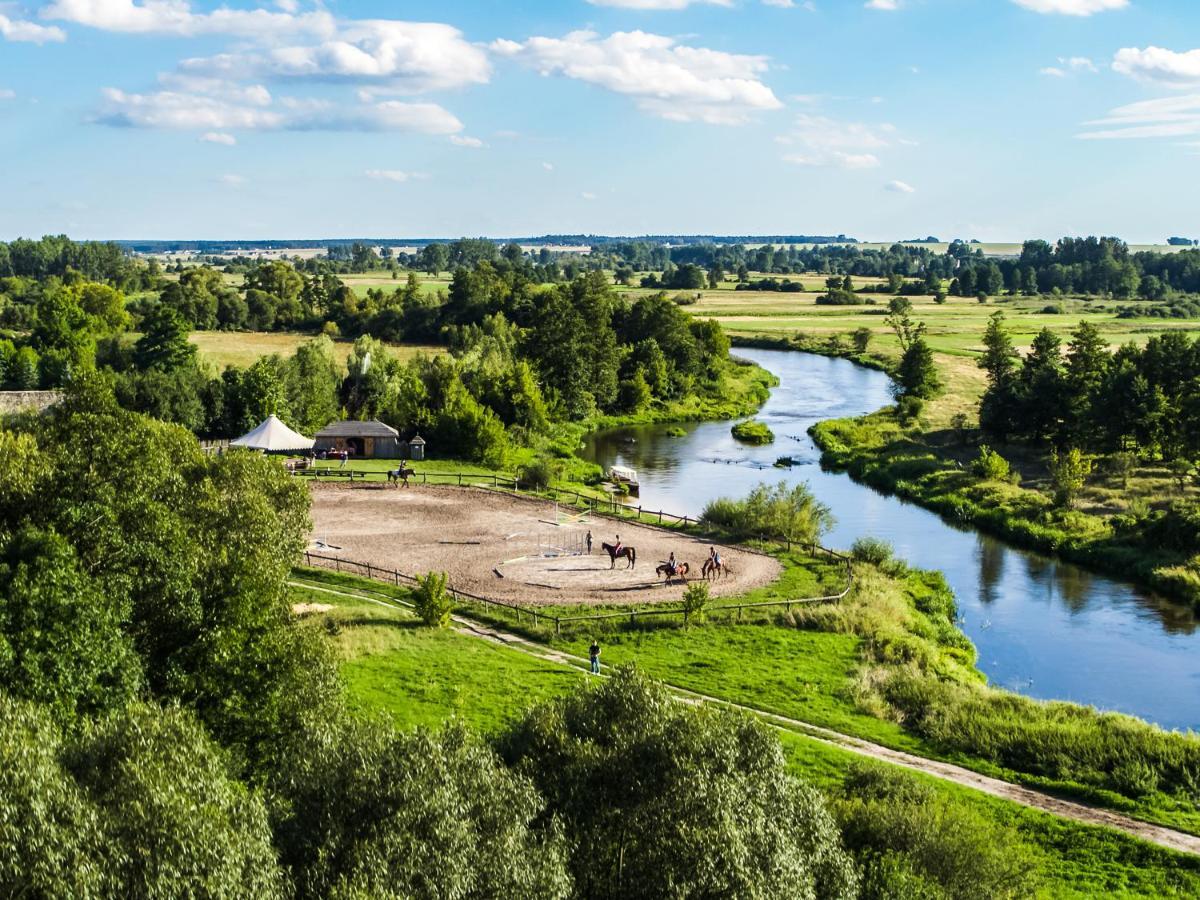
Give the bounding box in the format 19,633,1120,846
729,333,1200,608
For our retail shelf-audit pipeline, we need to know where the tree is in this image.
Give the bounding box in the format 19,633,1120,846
1019,328,1067,444
419,243,450,276
286,336,342,435
134,305,197,371
681,581,710,625
978,313,1021,442
1048,447,1092,507
1064,320,1109,446
852,328,873,353
499,667,857,900
895,335,941,399
273,719,570,900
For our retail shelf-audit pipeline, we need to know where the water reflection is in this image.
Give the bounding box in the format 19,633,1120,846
580,348,1200,730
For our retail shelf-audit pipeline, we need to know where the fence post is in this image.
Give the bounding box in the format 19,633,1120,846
534,612,539,628
366,563,372,580
555,619,561,636
335,558,341,573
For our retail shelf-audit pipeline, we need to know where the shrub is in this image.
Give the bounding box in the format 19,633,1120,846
413,571,453,628
731,420,775,445
666,426,686,437
1048,447,1092,508
517,456,563,490
852,327,873,353
681,581,710,625
851,537,895,567
896,395,924,425
701,481,833,546
971,445,1011,481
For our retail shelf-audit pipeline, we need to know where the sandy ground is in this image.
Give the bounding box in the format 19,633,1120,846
308,483,781,607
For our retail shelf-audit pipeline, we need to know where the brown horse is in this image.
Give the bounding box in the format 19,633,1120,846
656,561,690,585
702,558,728,581
602,542,636,569
387,465,416,487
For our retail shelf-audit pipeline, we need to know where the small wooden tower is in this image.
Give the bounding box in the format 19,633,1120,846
409,433,427,461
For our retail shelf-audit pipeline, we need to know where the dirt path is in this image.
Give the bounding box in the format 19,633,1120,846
290,577,1200,858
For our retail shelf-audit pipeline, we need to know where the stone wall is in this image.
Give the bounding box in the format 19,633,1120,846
0,391,62,415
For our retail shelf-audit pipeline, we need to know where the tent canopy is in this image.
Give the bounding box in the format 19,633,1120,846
230,415,314,452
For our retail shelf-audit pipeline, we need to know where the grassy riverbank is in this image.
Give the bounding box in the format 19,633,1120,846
290,567,1200,897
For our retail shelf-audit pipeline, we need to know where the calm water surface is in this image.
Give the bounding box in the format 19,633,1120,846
581,348,1200,731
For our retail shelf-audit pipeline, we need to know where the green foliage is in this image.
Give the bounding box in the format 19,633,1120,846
270,718,571,900
681,581,710,624
414,571,454,628
971,445,1012,481
895,336,940,400
134,304,197,371
517,455,564,490
499,666,858,900
836,763,1038,900
1048,447,1092,507
851,537,895,567
731,419,775,444
701,480,834,546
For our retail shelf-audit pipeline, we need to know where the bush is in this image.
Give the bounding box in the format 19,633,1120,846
413,571,453,628
701,481,834,546
666,426,686,437
851,537,895,567
517,456,563,490
971,445,1011,481
681,581,710,625
731,420,775,445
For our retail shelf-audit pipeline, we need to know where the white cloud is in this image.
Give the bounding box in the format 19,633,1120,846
42,0,336,38
1040,67,1066,77
95,87,464,134
762,0,795,6
199,130,236,144
778,113,898,168
542,162,554,171
586,0,732,6
581,191,598,200
1011,0,1127,15
866,0,900,10
1043,56,1098,76
365,169,428,182
492,30,781,126
449,135,484,147
1113,47,1200,88
179,20,490,93
218,174,246,186
0,13,66,43
1078,94,1200,140
885,179,916,193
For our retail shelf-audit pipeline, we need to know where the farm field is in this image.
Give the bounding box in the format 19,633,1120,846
187,330,444,369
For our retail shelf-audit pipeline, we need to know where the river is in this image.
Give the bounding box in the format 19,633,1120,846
581,348,1200,731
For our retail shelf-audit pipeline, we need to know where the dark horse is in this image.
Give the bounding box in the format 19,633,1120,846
656,561,690,585
387,465,416,487
602,542,636,569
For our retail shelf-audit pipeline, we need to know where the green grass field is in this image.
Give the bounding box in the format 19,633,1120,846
288,570,1200,898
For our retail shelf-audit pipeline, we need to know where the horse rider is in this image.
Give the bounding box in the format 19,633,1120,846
709,546,723,569
613,535,622,556
666,552,677,576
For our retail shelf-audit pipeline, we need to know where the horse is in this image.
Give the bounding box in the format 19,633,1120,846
602,542,636,569
387,465,416,487
656,561,690,585
702,558,728,581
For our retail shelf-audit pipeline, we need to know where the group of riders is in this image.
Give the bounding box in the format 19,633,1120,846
595,531,723,581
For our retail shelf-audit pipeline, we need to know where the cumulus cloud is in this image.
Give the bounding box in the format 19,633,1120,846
365,169,428,182
778,113,898,168
866,0,900,10
1040,57,1097,78
0,13,66,43
1078,94,1200,140
199,130,236,144
179,20,490,93
1011,0,1127,15
94,86,464,134
1113,47,1200,88
492,30,781,126
885,179,916,193
41,0,335,38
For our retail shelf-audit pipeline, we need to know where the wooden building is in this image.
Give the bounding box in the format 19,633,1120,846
314,420,405,459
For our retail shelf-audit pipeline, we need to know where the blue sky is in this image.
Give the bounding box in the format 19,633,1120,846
0,0,1197,241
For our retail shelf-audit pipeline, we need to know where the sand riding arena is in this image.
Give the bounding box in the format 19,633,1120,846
308,483,782,607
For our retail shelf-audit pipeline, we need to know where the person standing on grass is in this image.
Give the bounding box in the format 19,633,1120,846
589,640,601,675
340,449,348,469
586,530,593,554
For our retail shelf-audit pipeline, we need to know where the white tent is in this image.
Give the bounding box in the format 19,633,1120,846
230,415,314,453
